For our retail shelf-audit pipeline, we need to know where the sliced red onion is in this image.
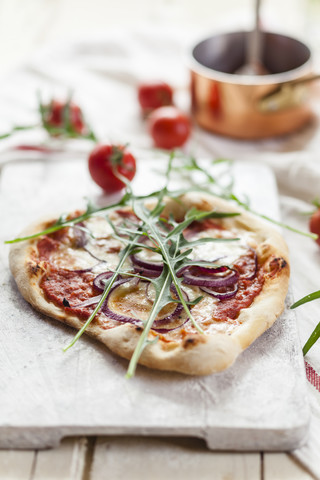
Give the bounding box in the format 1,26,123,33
152,303,184,327
69,266,97,274
73,223,88,248
177,260,226,278
102,279,188,330
182,266,239,288
152,317,189,333
131,253,163,271
194,264,227,273
200,283,238,300
101,279,145,327
93,271,115,291
152,283,189,327
70,261,107,274
130,235,163,272
133,266,161,278
72,294,103,308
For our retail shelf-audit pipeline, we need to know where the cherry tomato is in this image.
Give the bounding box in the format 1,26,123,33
148,106,191,150
88,144,136,193
138,82,173,116
43,99,86,135
310,209,320,246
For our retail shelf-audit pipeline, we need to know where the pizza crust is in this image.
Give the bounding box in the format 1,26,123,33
9,193,290,375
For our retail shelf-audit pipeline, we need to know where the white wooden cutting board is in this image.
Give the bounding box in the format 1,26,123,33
0,153,310,450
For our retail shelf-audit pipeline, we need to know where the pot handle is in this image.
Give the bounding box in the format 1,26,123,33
258,73,320,112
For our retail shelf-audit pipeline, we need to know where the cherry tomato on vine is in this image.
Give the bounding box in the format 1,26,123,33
88,144,136,193
148,106,191,150
42,99,86,135
138,82,173,116
309,206,320,246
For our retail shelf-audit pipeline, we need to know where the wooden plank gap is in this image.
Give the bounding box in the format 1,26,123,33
81,436,97,480
29,451,38,480
31,437,88,480
0,449,36,480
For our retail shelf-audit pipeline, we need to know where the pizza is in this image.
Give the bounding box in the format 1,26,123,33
9,192,290,375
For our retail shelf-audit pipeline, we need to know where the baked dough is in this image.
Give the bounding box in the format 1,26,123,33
9,193,290,375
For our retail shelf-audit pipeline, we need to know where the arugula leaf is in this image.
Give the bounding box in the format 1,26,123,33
5,195,133,244
168,154,316,240
166,208,239,239
291,290,320,355
227,193,317,240
291,290,320,309
126,266,173,378
302,322,320,356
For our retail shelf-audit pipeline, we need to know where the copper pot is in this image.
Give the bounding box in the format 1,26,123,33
190,31,313,139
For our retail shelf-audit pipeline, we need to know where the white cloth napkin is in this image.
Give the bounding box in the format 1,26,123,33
1,27,320,478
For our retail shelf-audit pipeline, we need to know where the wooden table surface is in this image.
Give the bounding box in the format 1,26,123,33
0,437,315,480
0,0,318,478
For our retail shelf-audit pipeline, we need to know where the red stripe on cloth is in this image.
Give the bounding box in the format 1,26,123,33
305,361,320,392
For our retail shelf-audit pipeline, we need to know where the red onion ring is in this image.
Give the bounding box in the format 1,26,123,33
130,235,163,272
68,266,97,274
200,283,238,300
131,253,163,272
177,259,226,277
193,265,229,275
72,294,103,308
102,279,188,330
181,266,239,288
93,271,116,291
133,266,162,278
72,223,88,248
152,318,189,333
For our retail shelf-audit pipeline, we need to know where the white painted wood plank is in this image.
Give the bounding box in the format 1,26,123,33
91,437,261,480
0,449,34,480
32,437,87,480
264,453,314,480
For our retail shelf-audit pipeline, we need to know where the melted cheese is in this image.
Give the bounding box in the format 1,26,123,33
190,228,257,266
51,215,130,273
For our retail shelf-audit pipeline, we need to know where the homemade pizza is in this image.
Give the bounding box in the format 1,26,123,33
9,192,290,375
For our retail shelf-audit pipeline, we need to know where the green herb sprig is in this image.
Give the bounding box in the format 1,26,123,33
291,290,320,355
170,154,317,240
